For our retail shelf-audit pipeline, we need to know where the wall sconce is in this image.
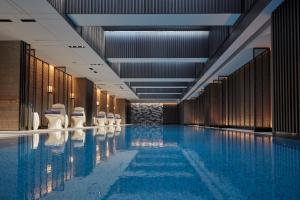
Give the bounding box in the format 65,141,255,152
107,104,109,108
70,92,75,99
48,85,53,93
96,101,99,106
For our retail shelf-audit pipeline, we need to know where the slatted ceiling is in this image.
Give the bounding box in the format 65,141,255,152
47,0,66,14
272,0,300,135
243,0,258,12
129,82,189,88
138,94,182,99
118,63,202,79
208,26,232,57
76,26,106,58
105,31,209,58
136,88,184,94
51,0,242,14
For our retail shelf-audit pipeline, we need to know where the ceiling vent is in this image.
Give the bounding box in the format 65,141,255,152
90,64,103,66
0,19,12,22
68,45,85,48
21,19,36,22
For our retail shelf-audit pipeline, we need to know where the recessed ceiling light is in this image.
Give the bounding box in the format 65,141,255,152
89,67,94,70
0,19,12,22
93,71,98,74
21,19,36,22
68,45,85,48
90,64,103,66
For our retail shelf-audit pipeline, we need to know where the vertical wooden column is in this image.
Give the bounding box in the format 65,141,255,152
0,41,21,130
272,0,300,136
100,90,107,112
95,88,101,115
74,78,94,126
115,99,128,124
108,95,115,113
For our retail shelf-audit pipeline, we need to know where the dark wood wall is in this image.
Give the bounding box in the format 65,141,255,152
0,41,21,130
180,49,272,131
29,54,74,127
74,78,95,126
272,0,300,136
100,90,107,112
163,104,179,124
115,99,128,124
0,41,127,130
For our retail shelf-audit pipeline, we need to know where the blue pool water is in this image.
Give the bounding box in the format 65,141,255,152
0,125,300,200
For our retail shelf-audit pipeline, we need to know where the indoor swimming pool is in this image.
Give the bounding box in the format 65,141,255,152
0,125,300,200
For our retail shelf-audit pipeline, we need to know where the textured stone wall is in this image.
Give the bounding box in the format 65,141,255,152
130,103,163,124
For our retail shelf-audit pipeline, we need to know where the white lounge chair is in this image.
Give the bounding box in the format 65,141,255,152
32,133,39,149
107,113,115,126
95,127,106,141
96,111,107,126
45,131,68,154
96,126,106,136
115,114,121,126
115,125,122,136
71,107,86,128
45,104,69,129
72,129,86,148
106,125,115,138
33,112,40,130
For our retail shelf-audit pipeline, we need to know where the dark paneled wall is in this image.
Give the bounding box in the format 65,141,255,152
30,57,74,127
100,90,107,112
0,41,77,130
180,50,271,131
272,0,300,136
115,99,128,124
74,78,94,125
163,104,179,124
0,41,21,130
179,100,195,125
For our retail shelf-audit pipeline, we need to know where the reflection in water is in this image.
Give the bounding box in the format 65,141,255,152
129,125,164,147
11,127,122,200
1,126,300,199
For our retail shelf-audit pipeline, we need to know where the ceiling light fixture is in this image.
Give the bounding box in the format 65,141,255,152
0,19,12,22
21,19,36,22
68,45,85,48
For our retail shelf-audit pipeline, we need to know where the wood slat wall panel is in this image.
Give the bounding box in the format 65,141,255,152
35,60,43,121
100,91,107,112
74,78,94,125
0,41,21,130
115,99,128,124
272,0,300,136
180,50,271,131
42,63,49,126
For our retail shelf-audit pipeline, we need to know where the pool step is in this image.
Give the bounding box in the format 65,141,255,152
104,191,204,200
102,147,213,199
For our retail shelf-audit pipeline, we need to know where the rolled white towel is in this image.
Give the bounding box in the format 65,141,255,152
33,112,40,130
